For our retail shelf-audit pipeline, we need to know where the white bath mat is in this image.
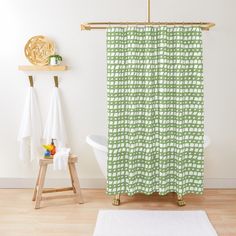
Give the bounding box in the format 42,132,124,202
93,210,217,236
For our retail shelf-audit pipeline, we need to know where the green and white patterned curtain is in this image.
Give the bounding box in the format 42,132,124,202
107,26,204,196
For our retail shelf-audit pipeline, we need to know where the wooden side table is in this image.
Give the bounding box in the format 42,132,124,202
32,154,84,209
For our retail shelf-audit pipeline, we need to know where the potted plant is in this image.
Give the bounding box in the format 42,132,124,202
49,54,63,65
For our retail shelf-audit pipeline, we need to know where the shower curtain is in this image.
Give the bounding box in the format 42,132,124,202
107,26,204,196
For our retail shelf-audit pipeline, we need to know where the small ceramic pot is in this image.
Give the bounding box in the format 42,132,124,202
49,56,62,65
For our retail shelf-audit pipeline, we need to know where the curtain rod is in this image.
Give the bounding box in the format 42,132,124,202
81,22,215,31
81,0,215,31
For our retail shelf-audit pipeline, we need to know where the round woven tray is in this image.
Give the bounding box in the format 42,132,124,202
24,35,55,66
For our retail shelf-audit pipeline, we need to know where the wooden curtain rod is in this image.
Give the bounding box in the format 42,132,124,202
81,0,215,31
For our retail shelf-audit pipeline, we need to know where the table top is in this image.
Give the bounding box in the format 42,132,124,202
40,154,78,164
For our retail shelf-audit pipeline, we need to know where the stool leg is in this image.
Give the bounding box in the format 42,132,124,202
68,162,76,193
32,165,42,201
70,163,84,204
35,163,47,209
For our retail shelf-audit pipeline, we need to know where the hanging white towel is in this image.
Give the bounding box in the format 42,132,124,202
18,87,42,161
53,147,70,170
43,87,68,148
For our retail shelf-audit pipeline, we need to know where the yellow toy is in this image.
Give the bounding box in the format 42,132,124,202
42,139,56,158
42,144,54,151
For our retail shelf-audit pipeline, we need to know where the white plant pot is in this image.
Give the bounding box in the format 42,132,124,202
49,57,61,65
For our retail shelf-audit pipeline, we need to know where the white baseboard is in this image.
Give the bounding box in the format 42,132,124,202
204,178,236,188
0,178,235,189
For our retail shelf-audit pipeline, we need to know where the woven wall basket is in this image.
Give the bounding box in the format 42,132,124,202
24,35,55,66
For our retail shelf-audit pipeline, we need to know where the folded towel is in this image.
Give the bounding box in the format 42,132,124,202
18,87,42,161
43,87,68,148
53,147,70,170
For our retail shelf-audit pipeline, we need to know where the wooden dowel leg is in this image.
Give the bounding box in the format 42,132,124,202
32,165,42,201
70,163,84,204
35,163,47,209
68,162,76,193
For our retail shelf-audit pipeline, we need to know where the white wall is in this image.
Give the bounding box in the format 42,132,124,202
0,0,235,188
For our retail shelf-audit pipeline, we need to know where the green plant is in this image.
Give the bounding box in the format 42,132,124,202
49,54,62,61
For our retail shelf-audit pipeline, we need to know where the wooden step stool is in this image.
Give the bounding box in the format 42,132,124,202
32,154,84,209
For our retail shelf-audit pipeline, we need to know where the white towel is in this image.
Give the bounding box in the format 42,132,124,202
53,147,70,170
43,87,68,148
18,87,42,161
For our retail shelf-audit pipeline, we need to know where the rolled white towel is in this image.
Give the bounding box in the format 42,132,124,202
53,147,70,170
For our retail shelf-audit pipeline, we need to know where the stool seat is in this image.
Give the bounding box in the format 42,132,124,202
32,154,84,209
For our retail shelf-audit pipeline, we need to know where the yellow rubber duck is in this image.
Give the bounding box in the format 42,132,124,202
42,144,54,151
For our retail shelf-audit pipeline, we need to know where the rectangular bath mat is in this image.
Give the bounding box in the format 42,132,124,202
93,210,217,236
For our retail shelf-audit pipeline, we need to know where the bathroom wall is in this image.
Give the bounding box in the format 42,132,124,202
0,0,235,188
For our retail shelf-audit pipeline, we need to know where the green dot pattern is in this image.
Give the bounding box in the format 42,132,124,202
106,26,204,196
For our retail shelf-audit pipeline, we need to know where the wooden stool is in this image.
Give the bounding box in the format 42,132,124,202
32,154,84,209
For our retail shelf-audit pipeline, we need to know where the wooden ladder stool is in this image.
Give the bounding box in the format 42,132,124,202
32,154,84,209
